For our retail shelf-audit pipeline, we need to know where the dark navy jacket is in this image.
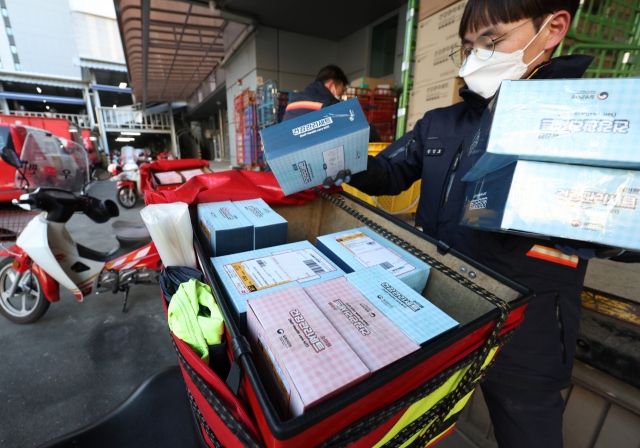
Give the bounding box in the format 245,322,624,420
349,56,639,390
283,81,382,142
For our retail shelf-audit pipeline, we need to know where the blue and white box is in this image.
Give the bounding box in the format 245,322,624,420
316,227,430,293
463,78,640,182
198,201,254,257
460,160,640,251
260,98,370,196
234,198,288,250
346,266,458,346
211,241,345,332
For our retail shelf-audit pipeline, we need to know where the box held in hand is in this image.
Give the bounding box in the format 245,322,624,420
346,266,458,345
234,198,288,249
198,201,254,257
463,78,640,182
260,98,369,196
211,241,345,332
460,160,640,251
303,277,420,374
247,285,370,418
316,227,430,293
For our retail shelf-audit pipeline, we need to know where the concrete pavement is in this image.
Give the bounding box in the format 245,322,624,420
0,180,176,447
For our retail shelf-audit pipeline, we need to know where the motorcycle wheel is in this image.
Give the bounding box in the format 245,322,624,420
0,258,49,324
117,186,137,209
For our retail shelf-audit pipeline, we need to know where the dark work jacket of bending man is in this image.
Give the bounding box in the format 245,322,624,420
282,81,382,142
349,55,640,390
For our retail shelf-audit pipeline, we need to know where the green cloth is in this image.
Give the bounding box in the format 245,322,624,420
168,279,225,365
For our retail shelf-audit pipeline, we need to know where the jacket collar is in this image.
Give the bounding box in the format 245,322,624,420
458,54,595,112
306,81,335,101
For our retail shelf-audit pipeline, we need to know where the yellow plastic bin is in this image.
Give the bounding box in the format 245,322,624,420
343,143,421,214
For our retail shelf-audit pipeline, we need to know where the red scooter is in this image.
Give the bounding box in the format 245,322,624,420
0,132,161,323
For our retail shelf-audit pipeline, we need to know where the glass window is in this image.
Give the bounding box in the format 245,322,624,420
369,16,398,78
1,8,8,18
6,27,11,36
10,45,17,54
14,62,21,71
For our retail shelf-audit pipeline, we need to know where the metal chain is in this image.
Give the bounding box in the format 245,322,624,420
314,189,511,446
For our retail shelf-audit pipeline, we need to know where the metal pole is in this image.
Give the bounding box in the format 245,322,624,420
168,103,179,158
141,0,151,113
82,87,96,129
0,82,10,114
218,108,225,161
93,88,109,155
396,0,419,140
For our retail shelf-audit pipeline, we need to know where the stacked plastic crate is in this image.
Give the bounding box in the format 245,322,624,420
557,0,640,78
277,91,293,123
234,92,251,166
370,88,397,142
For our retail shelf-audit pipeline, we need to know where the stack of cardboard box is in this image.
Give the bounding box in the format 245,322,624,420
407,0,468,130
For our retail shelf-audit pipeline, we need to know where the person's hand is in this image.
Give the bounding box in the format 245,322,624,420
322,170,351,189
555,245,625,260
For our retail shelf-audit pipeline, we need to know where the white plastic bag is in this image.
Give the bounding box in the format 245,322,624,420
140,202,197,268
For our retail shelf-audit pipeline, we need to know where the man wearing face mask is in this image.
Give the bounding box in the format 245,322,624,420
347,0,639,446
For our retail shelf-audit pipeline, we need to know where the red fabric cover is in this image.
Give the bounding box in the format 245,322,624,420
144,169,341,206
139,159,210,193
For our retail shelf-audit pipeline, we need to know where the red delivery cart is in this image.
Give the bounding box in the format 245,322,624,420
147,171,534,448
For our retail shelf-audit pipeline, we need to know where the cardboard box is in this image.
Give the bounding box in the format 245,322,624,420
460,160,640,251
303,277,420,374
211,241,345,332
260,98,369,196
198,201,254,257
462,78,640,182
416,0,468,55
346,266,458,345
316,227,431,293
419,0,466,21
409,77,465,121
350,77,396,90
414,46,461,87
234,198,288,249
247,285,370,418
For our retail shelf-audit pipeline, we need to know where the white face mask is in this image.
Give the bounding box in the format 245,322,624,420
459,15,554,98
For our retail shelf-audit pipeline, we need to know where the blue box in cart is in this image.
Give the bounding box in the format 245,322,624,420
234,198,288,250
198,201,254,257
211,241,345,333
316,227,430,293
346,266,458,346
460,160,640,251
463,78,640,182
260,98,369,196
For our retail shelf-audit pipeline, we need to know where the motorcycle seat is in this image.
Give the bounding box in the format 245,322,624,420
112,220,150,240
76,221,152,263
37,366,206,448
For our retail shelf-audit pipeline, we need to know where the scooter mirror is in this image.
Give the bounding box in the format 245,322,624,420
92,168,111,181
1,146,21,169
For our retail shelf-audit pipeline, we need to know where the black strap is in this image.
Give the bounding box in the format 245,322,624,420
186,386,225,448
314,189,511,446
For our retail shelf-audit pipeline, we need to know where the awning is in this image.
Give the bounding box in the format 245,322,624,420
0,70,88,89
0,91,86,105
77,56,128,73
90,83,133,94
116,0,226,104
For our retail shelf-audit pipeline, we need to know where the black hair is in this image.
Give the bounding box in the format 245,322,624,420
315,65,349,87
459,0,580,37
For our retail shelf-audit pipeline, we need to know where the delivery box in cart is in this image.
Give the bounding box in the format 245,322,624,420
161,182,535,448
460,160,640,251
462,78,640,182
260,98,369,196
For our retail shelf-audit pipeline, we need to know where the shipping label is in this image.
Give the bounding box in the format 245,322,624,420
223,249,336,295
322,145,345,179
334,231,416,277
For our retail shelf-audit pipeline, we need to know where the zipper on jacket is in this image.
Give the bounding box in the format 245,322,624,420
556,293,567,364
441,144,464,209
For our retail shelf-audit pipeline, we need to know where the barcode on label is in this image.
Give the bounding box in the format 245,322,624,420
257,259,266,267
380,262,394,270
303,259,324,275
